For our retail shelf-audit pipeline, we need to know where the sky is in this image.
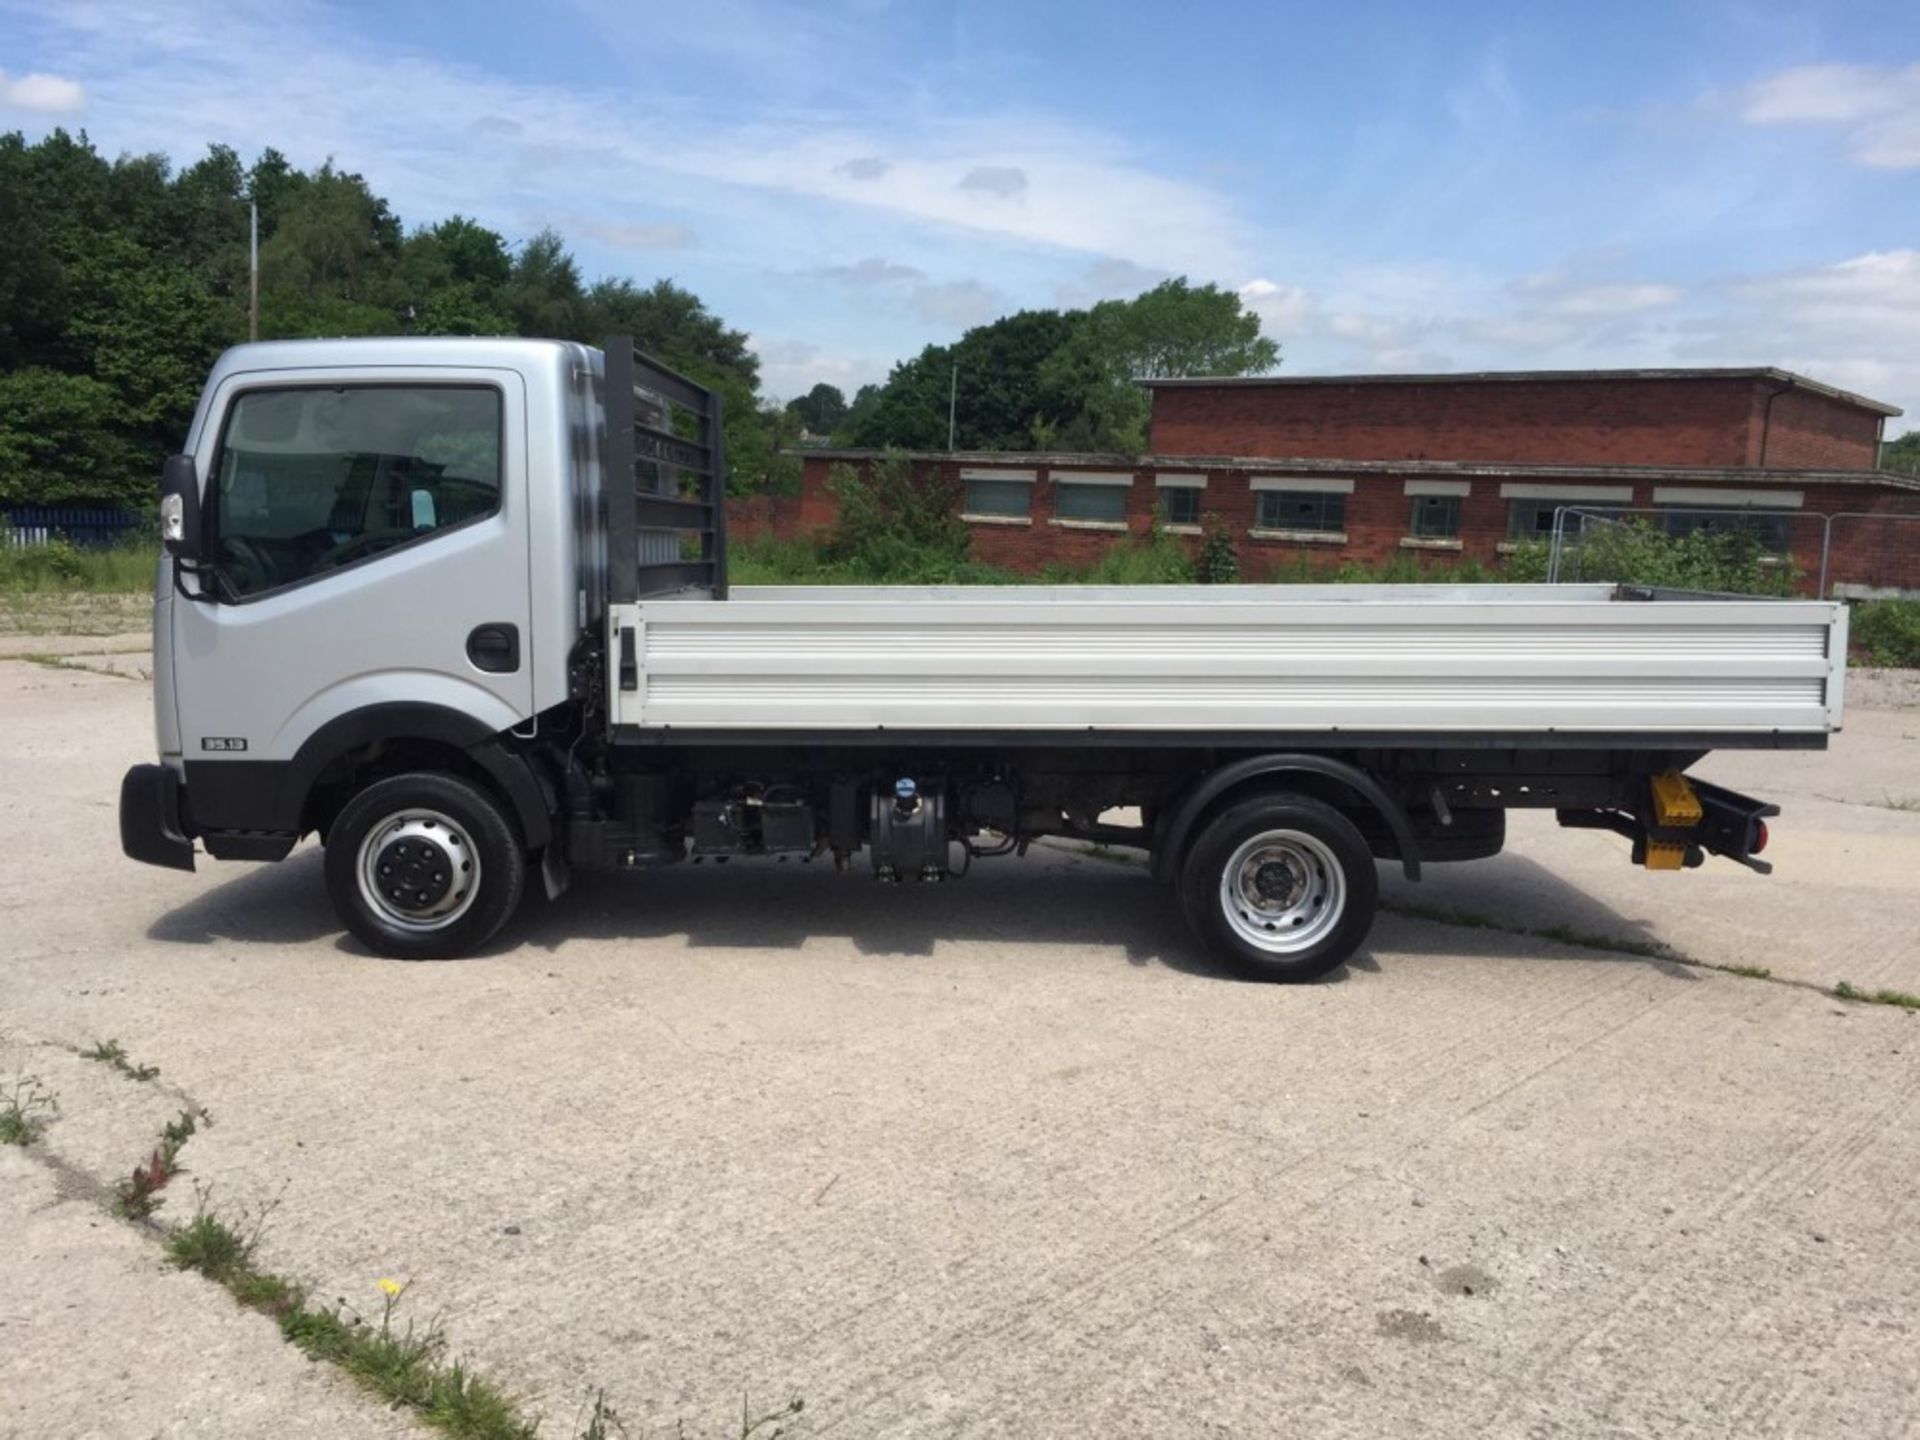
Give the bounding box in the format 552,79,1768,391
2,0,1918,428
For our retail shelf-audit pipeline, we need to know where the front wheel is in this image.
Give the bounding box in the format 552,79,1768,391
1179,794,1379,982
324,772,526,959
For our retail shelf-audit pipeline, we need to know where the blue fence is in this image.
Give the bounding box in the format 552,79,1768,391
2,505,146,549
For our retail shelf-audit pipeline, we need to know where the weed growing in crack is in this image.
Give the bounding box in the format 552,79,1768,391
162,1189,800,1440
0,1073,58,1145
1834,980,1920,1010
278,1280,538,1440
739,1395,806,1439
166,1183,276,1283
81,1039,160,1082
576,1389,629,1440
114,1107,209,1219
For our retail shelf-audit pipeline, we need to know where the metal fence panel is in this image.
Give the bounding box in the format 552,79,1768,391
2,505,145,550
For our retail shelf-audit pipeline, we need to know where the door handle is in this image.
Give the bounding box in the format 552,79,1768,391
466,623,521,674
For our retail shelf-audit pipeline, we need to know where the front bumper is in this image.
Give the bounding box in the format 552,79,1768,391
120,764,195,871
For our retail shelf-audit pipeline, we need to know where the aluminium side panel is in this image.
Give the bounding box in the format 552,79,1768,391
607,586,1843,736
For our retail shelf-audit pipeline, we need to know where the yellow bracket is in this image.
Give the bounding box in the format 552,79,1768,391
1643,840,1688,871
1650,771,1703,828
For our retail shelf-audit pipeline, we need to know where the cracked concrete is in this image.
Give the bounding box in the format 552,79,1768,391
1,651,1916,1438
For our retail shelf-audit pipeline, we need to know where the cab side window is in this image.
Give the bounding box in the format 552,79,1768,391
211,385,501,598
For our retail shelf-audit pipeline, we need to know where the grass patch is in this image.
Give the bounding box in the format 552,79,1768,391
81,1037,160,1082
0,1073,58,1146
0,589,150,637
1716,963,1774,980
0,537,154,593
1833,980,1920,1010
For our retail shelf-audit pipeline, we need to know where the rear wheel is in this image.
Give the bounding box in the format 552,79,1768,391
324,772,525,959
1179,794,1378,982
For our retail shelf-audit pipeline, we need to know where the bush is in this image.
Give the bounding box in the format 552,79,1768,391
1852,600,1920,667
1543,518,1799,596
821,452,989,582
1041,525,1194,585
1195,513,1239,584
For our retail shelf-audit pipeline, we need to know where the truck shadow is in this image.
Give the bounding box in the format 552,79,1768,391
146,843,1696,983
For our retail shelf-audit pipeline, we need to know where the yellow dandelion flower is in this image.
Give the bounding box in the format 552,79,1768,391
377,1278,403,1297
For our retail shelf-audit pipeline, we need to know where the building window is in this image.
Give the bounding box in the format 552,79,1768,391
1054,480,1128,523
1256,490,1346,533
1409,494,1462,539
1507,499,1622,539
1159,487,1202,525
1659,508,1795,553
963,477,1032,518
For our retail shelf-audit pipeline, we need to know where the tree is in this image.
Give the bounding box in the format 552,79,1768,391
851,309,1079,452
504,229,586,340
1035,279,1278,452
786,383,847,435
0,130,790,505
1884,430,1920,474
0,368,149,507
848,279,1279,455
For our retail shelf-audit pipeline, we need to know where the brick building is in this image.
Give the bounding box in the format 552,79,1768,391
754,367,1919,595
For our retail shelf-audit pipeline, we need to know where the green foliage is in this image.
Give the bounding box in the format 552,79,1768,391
823,454,981,581
1040,525,1194,584
786,382,848,434
1195,513,1240,583
852,279,1278,455
81,1037,160,1081
0,535,154,593
0,1073,57,1146
0,129,796,507
1036,279,1278,452
1880,430,1920,474
1525,518,1800,595
1851,600,1920,667
0,369,151,507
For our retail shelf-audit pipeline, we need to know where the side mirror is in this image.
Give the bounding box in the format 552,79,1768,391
159,455,202,562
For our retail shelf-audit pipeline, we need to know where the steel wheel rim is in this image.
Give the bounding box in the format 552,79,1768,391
1218,828,1346,954
356,808,481,933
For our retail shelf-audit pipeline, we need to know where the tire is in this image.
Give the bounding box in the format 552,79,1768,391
1179,793,1378,982
324,772,526,959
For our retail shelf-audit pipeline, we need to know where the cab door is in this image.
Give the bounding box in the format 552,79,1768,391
172,366,533,780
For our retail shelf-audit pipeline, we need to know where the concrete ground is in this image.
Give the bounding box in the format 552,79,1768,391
1,645,1916,1439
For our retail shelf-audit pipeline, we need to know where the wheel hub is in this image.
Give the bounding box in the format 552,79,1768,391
1250,856,1307,908
375,836,453,911
355,810,481,932
1218,829,1348,956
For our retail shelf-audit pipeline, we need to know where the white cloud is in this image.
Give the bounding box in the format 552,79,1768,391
957,164,1027,198
1738,63,1920,169
1058,258,1170,306
1236,278,1313,332
1692,250,1920,414
749,335,886,404
1523,280,1683,318
812,257,925,286
575,220,697,251
909,278,1005,328
0,69,85,113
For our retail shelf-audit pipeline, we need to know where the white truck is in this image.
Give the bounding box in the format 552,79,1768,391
120,337,1846,980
